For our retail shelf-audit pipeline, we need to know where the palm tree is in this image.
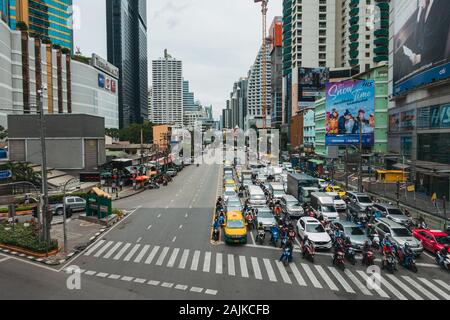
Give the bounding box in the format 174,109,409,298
5,162,41,185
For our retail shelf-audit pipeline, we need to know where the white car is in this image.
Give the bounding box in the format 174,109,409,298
318,179,329,189
297,217,332,250
223,187,237,202
326,192,347,212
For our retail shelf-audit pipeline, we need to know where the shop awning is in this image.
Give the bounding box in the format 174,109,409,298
392,163,410,170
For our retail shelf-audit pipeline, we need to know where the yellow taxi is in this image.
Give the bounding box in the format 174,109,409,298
325,185,346,198
224,179,238,191
224,211,247,245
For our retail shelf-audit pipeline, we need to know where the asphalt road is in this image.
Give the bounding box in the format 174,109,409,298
1,164,450,300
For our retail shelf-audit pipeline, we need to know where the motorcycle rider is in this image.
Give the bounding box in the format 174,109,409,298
333,237,345,265
256,222,265,240
382,235,395,269
302,235,314,257
438,245,450,266
270,224,279,243
402,243,414,267
362,240,371,264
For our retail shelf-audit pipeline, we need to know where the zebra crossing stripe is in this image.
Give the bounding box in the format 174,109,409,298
167,248,180,268
103,242,123,259
156,247,170,266
203,252,212,273
93,241,114,258
301,264,322,289
251,257,263,280
275,261,292,284
124,244,141,262
315,266,338,291
145,246,160,265
418,278,450,300
114,243,132,260
356,270,389,298
228,254,236,276
84,240,105,256
134,245,150,263
385,274,423,300
402,276,438,300
378,275,408,300
215,253,223,274
239,256,249,278
434,279,450,292
191,250,201,271
178,249,190,269
344,269,372,296
263,259,277,282
327,267,355,293
289,264,307,287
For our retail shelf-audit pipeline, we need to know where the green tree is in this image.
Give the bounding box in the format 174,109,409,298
0,126,7,140
105,128,120,140
3,162,41,185
119,121,153,144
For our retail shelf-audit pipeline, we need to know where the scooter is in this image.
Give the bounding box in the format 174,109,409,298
271,229,280,247
436,252,450,271
302,242,316,263
362,250,375,267
345,246,357,266
280,234,289,249
212,228,220,242
383,254,398,274
333,251,346,271
398,250,418,273
280,247,293,267
256,230,266,245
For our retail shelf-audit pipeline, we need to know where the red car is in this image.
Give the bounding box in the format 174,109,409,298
413,229,450,254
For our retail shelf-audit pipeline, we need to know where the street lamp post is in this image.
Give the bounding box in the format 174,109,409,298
62,178,80,254
358,118,363,193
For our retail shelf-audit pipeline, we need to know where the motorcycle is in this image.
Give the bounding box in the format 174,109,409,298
288,229,296,243
212,228,220,242
271,229,280,247
333,251,346,271
302,242,316,263
436,252,450,271
398,250,418,273
148,182,160,189
256,230,266,245
362,250,375,267
368,233,380,251
246,215,254,230
345,246,357,266
280,247,293,267
280,234,289,249
383,254,398,274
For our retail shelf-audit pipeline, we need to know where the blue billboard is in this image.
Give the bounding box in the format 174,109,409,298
98,74,105,88
325,80,376,146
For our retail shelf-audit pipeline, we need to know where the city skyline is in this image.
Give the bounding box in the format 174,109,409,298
73,0,281,119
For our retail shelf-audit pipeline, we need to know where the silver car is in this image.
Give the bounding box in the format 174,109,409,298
255,207,277,231
331,220,369,251
226,197,243,213
374,218,423,255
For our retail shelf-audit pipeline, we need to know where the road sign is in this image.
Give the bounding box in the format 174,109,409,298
80,172,101,183
0,170,12,180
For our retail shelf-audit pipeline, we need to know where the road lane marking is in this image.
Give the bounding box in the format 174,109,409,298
228,254,236,276
93,241,114,258
417,278,450,300
156,247,170,266
84,240,105,256
327,267,355,293
172,237,177,243
402,276,438,300
263,259,277,282
103,242,123,259
175,285,188,291
190,287,203,293
161,282,174,288
250,231,256,245
315,265,338,291
251,257,263,280
191,250,201,271
134,278,146,284
239,256,249,278
157,214,162,218
124,244,141,262
147,225,152,230
113,243,131,260
205,289,218,296
148,280,160,286
203,252,212,273
275,261,292,284
108,274,121,280
178,249,190,269
385,274,423,300
121,276,134,282
290,263,307,287
145,246,160,265
356,270,389,298
215,253,223,274
377,276,407,300
179,225,183,229
134,245,150,263
434,279,450,292
136,237,142,243
301,263,322,289
344,269,372,296
167,248,180,268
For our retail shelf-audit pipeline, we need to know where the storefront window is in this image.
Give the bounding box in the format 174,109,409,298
418,133,450,164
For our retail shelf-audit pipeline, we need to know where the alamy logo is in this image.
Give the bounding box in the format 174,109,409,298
65,265,82,290
366,265,381,290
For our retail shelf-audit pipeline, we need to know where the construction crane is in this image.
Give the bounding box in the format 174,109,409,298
254,0,269,129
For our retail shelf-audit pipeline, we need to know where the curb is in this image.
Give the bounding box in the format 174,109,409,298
112,188,146,202
0,210,132,266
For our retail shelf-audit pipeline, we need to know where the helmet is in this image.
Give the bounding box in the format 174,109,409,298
259,222,263,227
404,242,410,249
304,235,309,241
384,233,391,240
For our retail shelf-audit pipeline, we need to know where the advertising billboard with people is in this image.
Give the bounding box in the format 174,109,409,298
325,80,376,146
393,0,450,96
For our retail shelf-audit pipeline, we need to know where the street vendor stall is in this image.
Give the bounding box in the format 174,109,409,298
86,187,112,219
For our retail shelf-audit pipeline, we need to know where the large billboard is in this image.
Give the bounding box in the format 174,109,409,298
393,0,450,96
299,67,329,91
326,80,376,146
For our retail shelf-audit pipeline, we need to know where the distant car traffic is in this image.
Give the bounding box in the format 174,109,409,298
296,217,332,250
255,206,277,231
51,196,86,216
330,220,369,251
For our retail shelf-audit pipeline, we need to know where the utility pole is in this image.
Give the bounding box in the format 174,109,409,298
358,118,363,192
37,87,50,243
345,146,349,190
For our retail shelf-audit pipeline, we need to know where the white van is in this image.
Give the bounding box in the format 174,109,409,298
326,192,347,212
310,192,339,221
269,182,286,200
248,185,266,207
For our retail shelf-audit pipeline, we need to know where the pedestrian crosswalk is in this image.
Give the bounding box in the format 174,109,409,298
83,239,450,300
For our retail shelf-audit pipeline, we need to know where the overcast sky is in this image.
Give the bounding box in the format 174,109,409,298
73,0,281,119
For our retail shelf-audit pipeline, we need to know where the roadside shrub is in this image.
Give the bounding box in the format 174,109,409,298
0,224,58,253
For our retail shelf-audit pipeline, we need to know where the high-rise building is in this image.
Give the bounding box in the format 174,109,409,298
106,0,148,129
246,45,272,129
338,0,390,73
270,16,283,128
4,0,73,50
228,77,248,130
148,87,153,121
151,50,183,128
183,80,200,112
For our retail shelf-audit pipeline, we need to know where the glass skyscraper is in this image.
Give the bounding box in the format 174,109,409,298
106,0,148,129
